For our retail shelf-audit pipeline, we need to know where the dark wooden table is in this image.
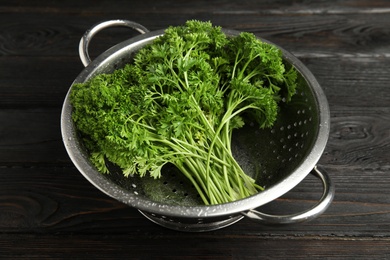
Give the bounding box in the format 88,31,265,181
1,0,389,259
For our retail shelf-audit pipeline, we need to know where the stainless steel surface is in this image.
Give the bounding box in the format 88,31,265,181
61,20,334,231
79,20,150,67
241,165,335,224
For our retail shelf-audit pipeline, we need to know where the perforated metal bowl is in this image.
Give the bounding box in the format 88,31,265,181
61,20,334,232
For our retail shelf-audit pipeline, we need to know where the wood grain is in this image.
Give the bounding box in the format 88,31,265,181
0,164,389,236
0,234,389,259
1,4,390,57
0,0,389,258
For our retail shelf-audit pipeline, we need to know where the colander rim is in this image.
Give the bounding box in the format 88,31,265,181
61,28,330,219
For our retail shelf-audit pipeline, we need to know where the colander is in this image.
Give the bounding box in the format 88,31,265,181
61,20,334,232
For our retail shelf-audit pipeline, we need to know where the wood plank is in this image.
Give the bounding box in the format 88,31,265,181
324,107,390,169
0,108,70,164
0,57,81,108
1,165,389,236
1,0,390,14
0,166,141,233
300,57,390,108
0,11,389,57
0,233,389,259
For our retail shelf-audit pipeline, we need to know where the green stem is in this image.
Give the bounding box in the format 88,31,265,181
175,161,209,205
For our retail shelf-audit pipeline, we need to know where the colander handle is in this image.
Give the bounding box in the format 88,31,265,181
79,19,150,67
241,165,335,224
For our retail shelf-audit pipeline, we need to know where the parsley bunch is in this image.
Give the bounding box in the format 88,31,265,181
70,20,297,205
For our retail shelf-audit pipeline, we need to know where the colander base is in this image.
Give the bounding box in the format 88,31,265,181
139,210,244,232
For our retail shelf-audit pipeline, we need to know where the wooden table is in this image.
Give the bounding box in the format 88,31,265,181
1,0,389,258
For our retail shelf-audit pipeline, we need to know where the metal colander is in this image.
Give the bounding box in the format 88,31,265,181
61,20,334,232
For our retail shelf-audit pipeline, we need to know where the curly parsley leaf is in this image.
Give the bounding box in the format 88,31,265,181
70,20,298,205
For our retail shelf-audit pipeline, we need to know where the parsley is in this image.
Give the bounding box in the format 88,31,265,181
70,20,297,205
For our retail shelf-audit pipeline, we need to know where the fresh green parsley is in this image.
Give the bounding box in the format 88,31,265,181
70,20,297,205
